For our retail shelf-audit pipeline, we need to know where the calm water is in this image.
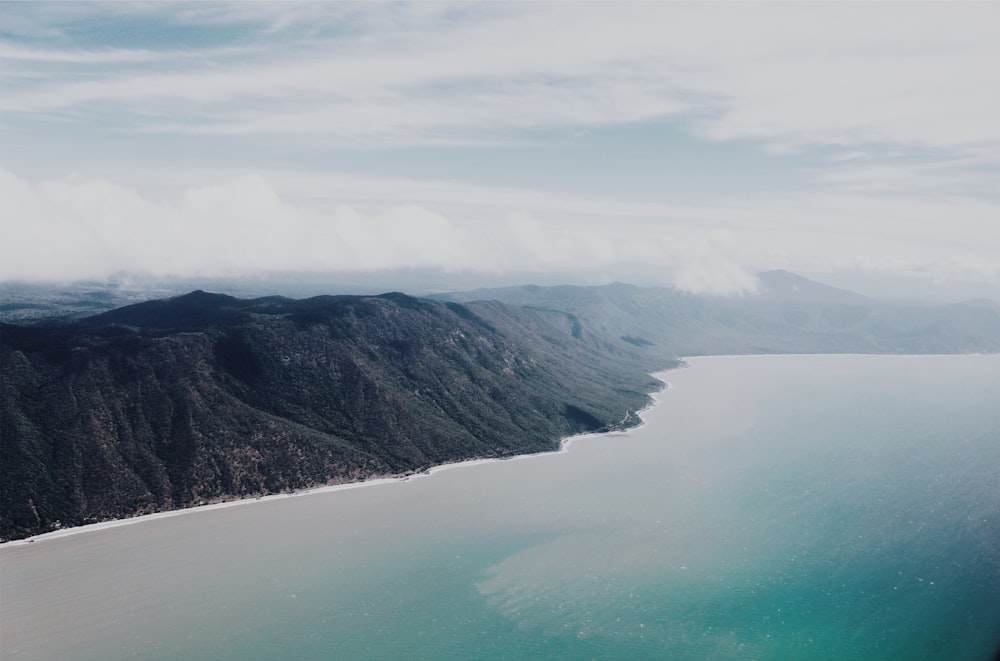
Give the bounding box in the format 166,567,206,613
3,354,999,660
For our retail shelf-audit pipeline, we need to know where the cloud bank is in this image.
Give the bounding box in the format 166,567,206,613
3,168,996,296
1,3,998,296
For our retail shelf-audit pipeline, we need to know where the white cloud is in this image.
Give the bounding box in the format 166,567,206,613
0,168,743,292
0,43,163,64
0,169,616,281
5,168,995,296
5,3,998,155
671,260,760,298
669,230,762,297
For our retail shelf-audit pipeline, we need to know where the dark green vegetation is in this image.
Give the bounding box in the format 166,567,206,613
1,292,663,541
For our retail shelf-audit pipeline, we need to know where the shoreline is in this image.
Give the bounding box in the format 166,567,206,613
7,353,981,548
2,370,675,549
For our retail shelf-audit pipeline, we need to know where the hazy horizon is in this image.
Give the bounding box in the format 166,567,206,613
0,268,1000,304
4,266,1000,308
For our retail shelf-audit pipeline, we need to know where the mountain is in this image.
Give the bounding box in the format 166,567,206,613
435,273,1000,356
1,291,665,541
756,270,871,304
5,274,998,541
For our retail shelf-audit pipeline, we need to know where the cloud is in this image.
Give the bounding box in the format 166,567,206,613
1,3,998,296
671,236,762,297
0,169,629,281
0,169,757,294
0,43,163,64
7,167,995,295
4,3,998,155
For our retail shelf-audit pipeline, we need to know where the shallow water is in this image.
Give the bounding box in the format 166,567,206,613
3,354,999,660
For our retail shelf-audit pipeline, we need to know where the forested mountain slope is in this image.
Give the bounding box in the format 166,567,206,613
1,291,665,540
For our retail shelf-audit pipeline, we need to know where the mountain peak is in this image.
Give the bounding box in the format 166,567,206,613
84,290,243,329
756,271,870,304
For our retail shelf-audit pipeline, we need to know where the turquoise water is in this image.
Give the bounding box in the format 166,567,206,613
3,354,999,660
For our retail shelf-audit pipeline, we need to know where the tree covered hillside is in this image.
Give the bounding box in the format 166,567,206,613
1,291,666,541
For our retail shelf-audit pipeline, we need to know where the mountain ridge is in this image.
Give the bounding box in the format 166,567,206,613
5,275,999,541
435,273,1000,356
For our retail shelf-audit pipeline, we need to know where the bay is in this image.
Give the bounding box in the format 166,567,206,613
2,354,999,660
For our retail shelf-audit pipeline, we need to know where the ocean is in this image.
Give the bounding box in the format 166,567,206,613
2,354,999,660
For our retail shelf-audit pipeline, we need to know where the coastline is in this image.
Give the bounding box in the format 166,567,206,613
5,353,990,549
1,369,675,549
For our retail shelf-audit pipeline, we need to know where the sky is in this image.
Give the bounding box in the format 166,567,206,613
2,2,999,299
